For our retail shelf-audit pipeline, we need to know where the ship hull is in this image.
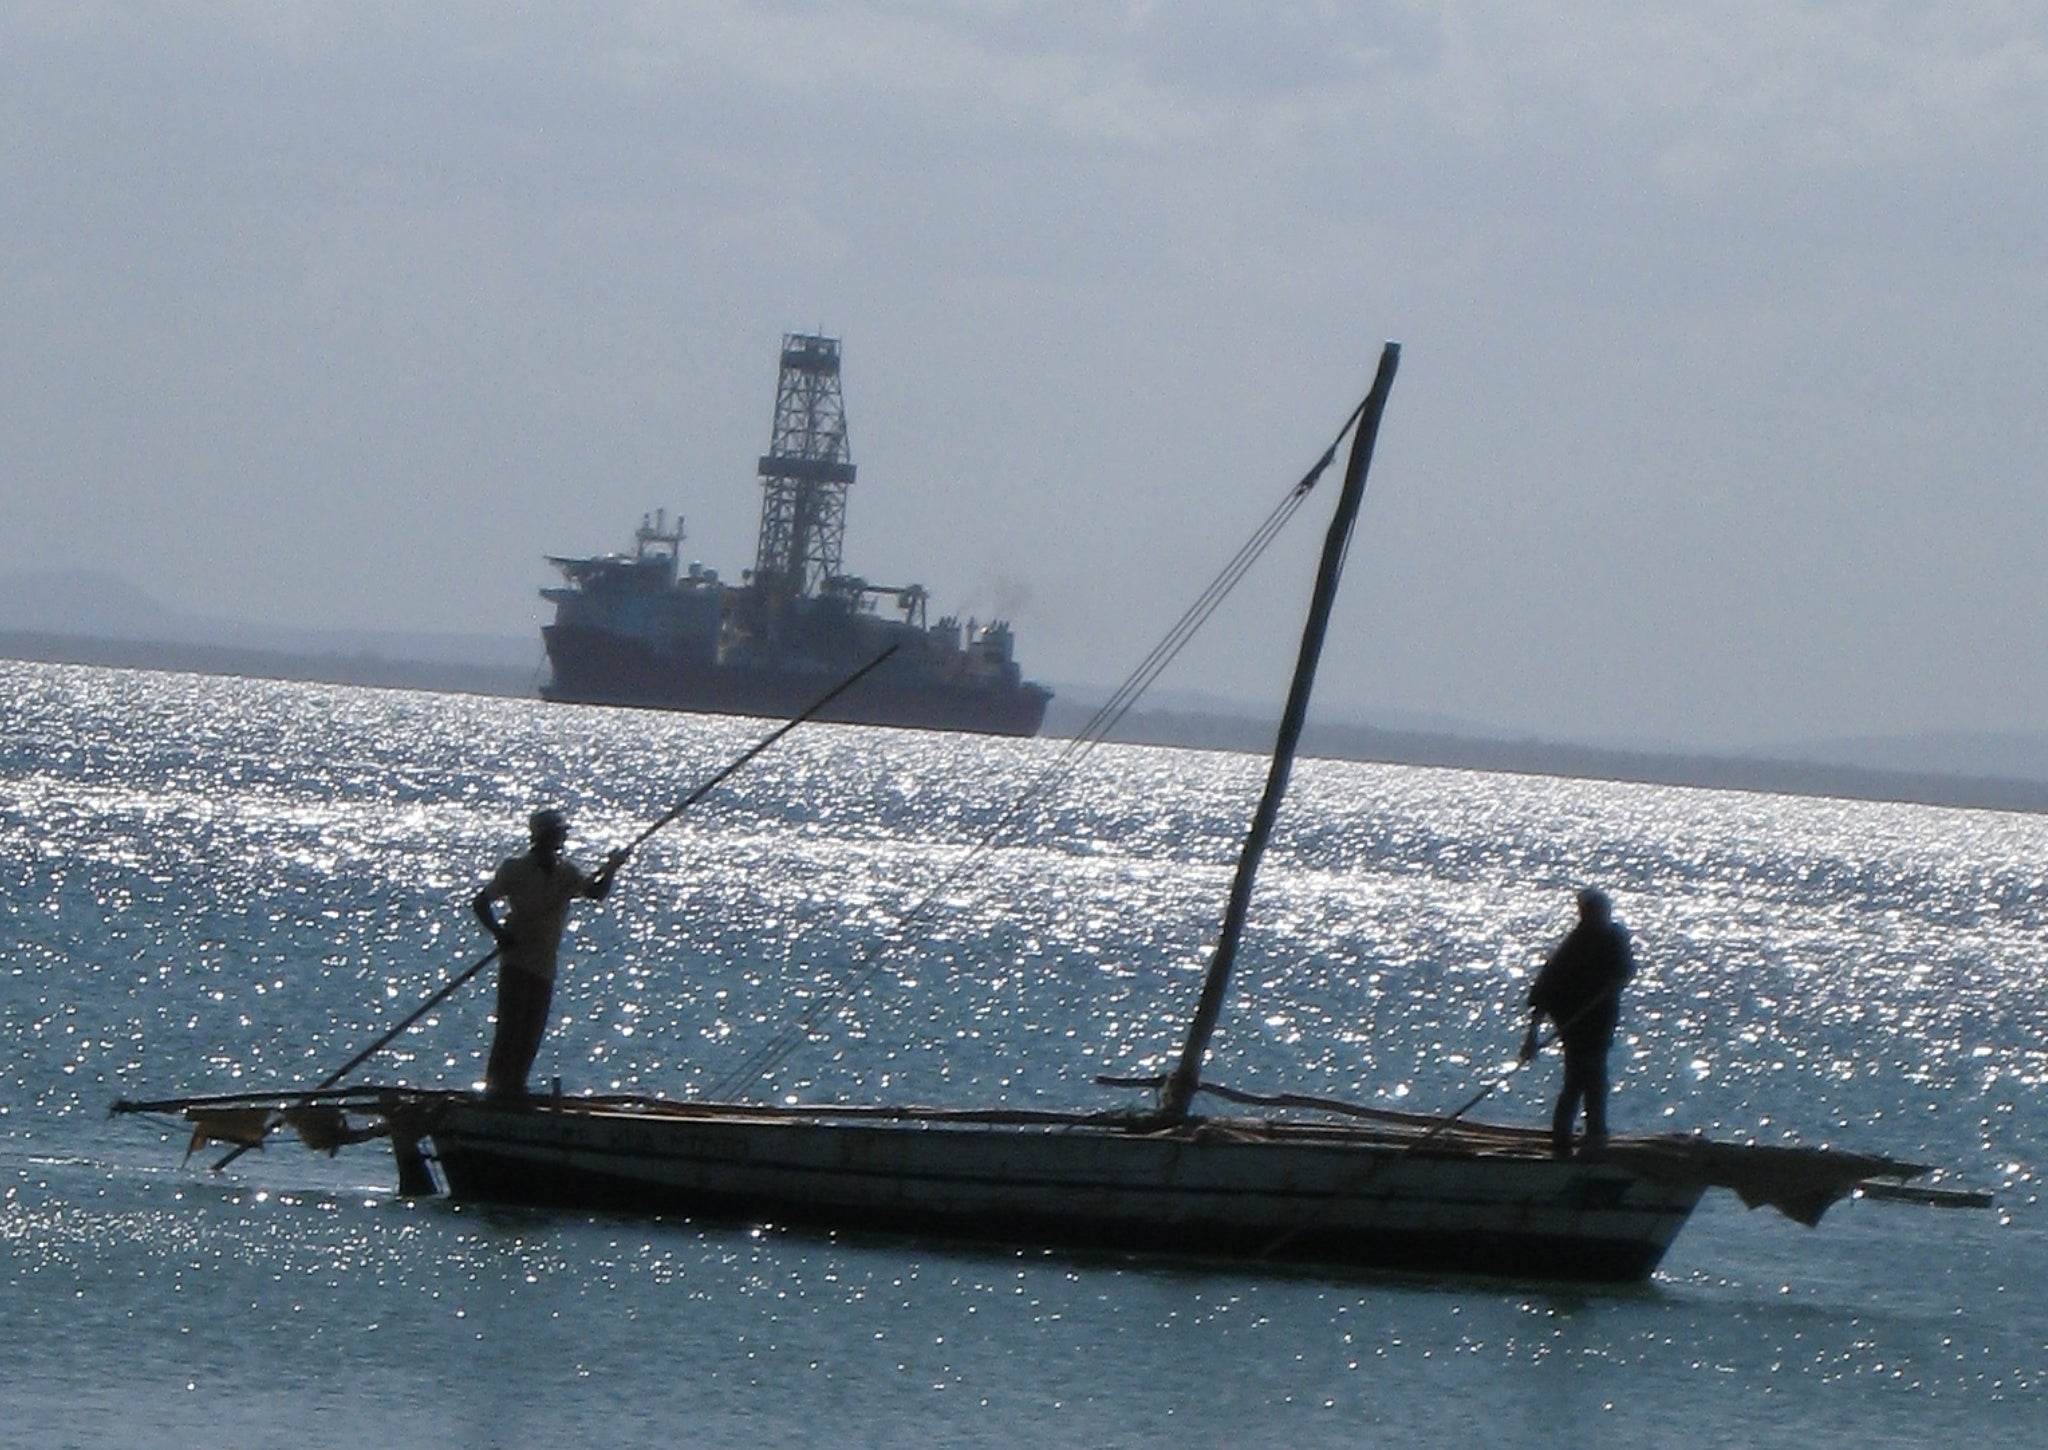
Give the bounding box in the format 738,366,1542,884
540,624,1051,736
427,1099,1704,1283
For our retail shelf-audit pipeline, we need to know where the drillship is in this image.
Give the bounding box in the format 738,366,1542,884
538,334,1052,736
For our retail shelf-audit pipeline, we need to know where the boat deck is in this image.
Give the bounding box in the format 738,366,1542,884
123,1083,1933,1228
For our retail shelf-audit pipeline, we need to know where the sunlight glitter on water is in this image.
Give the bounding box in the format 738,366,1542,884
4,663,2046,1447
6,663,2048,1160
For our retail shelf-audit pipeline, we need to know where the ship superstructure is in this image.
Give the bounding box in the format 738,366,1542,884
539,334,1052,736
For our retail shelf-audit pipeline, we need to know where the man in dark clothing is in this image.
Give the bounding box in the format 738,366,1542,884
1520,887,1635,1158
472,808,626,1099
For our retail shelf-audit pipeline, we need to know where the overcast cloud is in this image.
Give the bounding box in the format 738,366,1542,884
4,3,2044,750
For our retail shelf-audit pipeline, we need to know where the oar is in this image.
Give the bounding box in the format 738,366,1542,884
210,644,899,1170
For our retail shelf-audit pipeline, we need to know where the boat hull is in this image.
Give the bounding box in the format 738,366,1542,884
427,1101,1704,1283
540,624,1052,736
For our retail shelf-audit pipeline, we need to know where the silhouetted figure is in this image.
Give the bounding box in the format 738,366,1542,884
472,808,625,1099
1520,887,1635,1158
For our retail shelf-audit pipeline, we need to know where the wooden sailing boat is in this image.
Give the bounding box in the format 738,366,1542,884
117,342,1946,1282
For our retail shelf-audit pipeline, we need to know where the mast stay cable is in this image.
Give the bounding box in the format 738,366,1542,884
709,394,1378,1100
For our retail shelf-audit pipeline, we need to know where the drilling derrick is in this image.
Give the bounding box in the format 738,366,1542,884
534,329,1051,736
753,333,857,601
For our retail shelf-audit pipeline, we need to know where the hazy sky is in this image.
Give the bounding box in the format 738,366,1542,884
5,3,2044,750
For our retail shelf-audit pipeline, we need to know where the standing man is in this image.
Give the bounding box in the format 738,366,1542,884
1520,887,1635,1159
472,808,627,1100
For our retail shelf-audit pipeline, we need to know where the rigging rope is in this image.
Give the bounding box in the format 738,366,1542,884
707,396,1374,1100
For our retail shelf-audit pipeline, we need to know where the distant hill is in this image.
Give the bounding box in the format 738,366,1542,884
0,568,181,638
1745,729,2048,786
0,569,540,672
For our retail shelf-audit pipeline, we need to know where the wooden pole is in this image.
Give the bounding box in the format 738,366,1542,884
1161,342,1400,1120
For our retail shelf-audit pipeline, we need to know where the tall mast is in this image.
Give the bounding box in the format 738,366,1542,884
1160,341,1401,1121
754,333,857,601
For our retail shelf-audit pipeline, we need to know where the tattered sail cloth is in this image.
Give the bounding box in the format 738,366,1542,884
1605,1136,1929,1227
181,1103,388,1161
281,1104,387,1155
182,1107,274,1161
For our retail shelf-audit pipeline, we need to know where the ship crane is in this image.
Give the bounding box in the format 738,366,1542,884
828,576,931,629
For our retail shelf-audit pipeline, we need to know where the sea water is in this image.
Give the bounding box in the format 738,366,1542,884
1,660,2042,1448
